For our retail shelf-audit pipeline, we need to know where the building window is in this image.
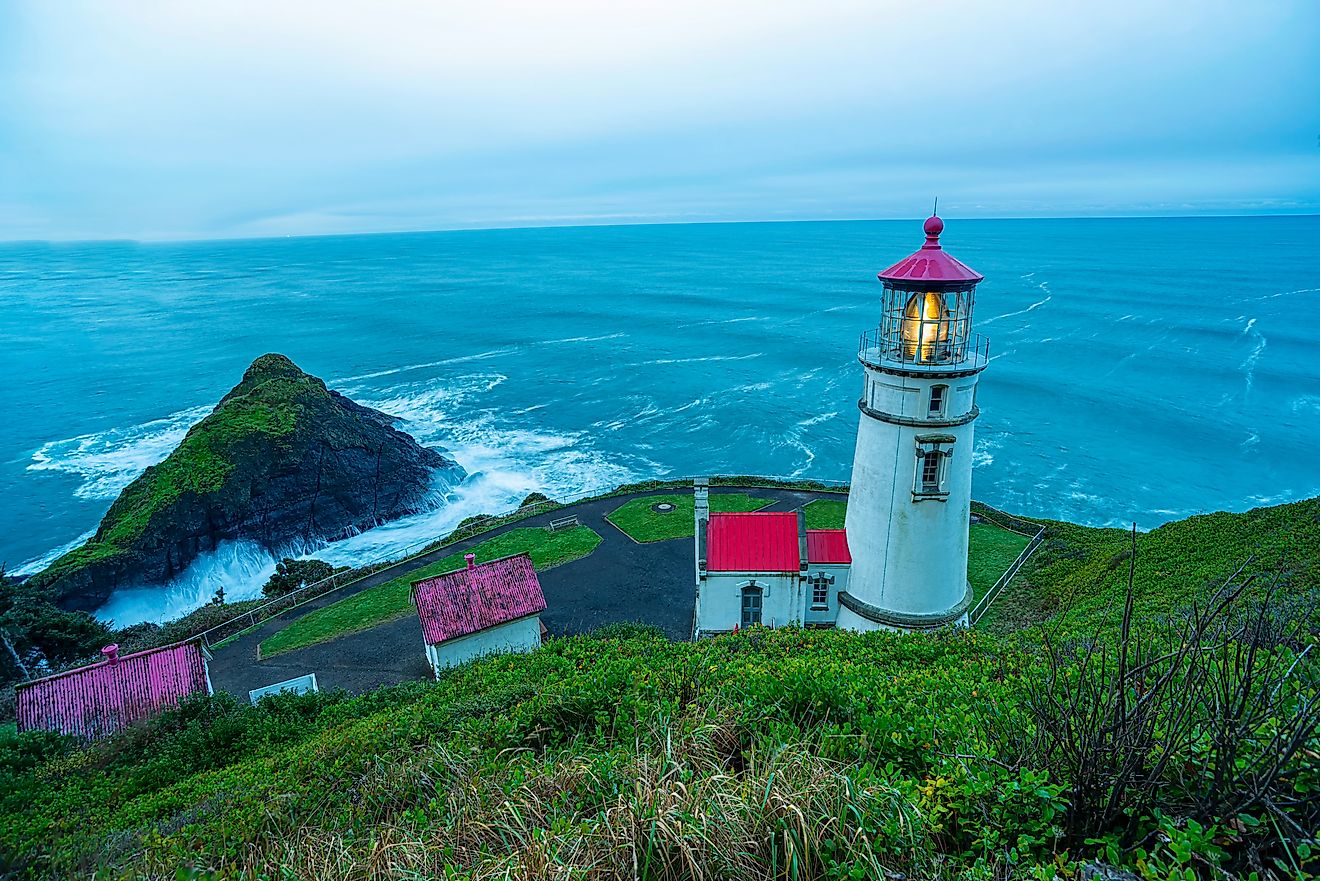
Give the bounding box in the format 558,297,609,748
809,573,833,609
913,436,954,499
921,452,942,491
741,584,763,627
929,384,947,417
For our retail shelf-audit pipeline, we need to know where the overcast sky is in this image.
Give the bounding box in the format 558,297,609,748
1,1,1317,240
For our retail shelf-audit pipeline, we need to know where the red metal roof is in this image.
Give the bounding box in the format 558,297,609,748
413,553,547,645
878,215,984,284
15,640,211,739
706,512,801,573
807,529,851,564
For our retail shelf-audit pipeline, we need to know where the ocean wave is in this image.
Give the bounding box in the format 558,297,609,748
541,332,628,344
96,540,280,627
980,293,1053,327
338,348,516,384
628,353,763,367
11,528,97,578
26,405,211,501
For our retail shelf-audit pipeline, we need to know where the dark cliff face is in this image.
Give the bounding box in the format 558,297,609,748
31,354,464,613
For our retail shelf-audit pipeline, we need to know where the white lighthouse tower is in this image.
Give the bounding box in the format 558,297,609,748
837,214,989,632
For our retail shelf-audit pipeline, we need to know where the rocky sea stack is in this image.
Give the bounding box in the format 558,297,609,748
30,354,464,612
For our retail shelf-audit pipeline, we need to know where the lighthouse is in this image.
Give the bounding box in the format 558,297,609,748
836,214,989,632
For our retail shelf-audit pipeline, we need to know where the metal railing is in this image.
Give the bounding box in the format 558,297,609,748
858,329,990,372
967,502,1047,625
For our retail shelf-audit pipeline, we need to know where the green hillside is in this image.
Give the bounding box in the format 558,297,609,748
1,498,1316,880
985,496,1320,636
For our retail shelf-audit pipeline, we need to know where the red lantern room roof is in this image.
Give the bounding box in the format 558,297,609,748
878,215,984,285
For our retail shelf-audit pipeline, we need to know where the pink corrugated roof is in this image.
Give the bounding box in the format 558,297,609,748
879,215,984,284
413,553,546,645
707,512,801,573
807,529,851,564
15,640,211,738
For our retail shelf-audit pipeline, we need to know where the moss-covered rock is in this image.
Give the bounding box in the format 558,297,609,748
30,354,464,613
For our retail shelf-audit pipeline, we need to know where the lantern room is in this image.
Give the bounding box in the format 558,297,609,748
864,215,988,369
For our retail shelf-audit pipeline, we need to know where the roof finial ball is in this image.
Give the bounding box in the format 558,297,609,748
922,212,944,249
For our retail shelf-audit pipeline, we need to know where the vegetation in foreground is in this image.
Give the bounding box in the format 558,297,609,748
258,525,602,657
606,492,772,542
2,591,1315,881
1,497,1315,880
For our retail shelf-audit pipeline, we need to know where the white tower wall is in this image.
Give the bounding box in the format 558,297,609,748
838,365,980,631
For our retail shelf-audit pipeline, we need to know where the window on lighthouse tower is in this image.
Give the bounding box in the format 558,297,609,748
913,437,953,499
929,385,947,417
921,453,942,492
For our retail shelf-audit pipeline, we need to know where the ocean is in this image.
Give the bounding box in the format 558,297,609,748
2,216,1317,626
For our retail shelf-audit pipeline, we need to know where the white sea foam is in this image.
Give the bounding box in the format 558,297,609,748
981,294,1053,327
1255,286,1320,301
96,540,280,626
542,332,627,344
11,528,97,578
26,405,211,501
339,349,515,384
1240,319,1267,394
1291,395,1320,414
629,353,763,367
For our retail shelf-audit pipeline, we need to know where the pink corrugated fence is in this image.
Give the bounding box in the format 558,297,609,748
15,640,211,738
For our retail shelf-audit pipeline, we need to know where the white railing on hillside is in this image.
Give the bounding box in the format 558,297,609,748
967,503,1047,625
196,474,850,648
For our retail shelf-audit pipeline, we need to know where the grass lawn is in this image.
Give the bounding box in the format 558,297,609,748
805,499,1030,601
607,493,772,543
803,499,847,529
260,526,602,658
967,523,1032,601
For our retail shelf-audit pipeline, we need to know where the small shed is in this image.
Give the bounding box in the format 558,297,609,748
15,639,213,739
412,552,547,678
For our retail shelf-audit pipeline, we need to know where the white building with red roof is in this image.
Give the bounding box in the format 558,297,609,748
411,552,547,677
692,482,851,636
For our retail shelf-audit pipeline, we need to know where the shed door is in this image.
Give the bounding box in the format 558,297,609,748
741,586,763,627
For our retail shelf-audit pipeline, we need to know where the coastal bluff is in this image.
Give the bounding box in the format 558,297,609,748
29,354,464,613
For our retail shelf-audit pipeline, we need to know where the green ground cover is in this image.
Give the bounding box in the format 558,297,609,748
803,498,846,529
984,496,1320,636
966,522,1032,602
804,499,1030,602
3,498,1315,879
606,492,772,542
259,526,601,657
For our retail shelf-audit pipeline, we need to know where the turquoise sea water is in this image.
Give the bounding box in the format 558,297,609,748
2,217,1317,624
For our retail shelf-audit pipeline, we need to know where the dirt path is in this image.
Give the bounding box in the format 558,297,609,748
207,486,839,699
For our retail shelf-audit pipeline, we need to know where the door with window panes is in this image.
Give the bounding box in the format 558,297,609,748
741,585,762,627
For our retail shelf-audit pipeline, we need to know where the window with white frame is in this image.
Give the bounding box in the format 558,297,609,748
809,573,834,609
928,384,948,417
914,435,954,499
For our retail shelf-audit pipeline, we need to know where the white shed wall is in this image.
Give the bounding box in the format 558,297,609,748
425,615,542,678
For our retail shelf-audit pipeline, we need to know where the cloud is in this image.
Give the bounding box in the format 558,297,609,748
2,0,1318,239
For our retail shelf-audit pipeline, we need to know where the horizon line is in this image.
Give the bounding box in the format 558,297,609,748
3,210,1316,247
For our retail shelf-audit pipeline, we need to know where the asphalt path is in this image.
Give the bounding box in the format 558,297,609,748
208,486,841,699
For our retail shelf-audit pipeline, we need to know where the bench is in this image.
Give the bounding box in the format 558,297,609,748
548,515,579,532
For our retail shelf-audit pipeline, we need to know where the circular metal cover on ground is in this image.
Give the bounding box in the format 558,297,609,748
651,502,676,513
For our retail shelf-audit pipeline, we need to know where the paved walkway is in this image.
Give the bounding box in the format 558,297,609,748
208,486,841,699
